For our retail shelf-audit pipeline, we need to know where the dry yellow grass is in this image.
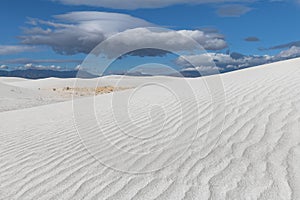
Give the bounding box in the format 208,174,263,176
51,86,131,98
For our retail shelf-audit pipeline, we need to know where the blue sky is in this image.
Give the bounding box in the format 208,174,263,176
1,0,300,73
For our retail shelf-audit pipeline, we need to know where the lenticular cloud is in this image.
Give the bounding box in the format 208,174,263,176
20,11,227,56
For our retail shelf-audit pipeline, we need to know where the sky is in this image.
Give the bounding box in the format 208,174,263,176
1,0,300,74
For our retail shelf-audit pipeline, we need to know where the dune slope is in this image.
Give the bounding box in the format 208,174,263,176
1,58,300,200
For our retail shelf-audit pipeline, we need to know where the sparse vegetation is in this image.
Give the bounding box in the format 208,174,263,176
51,86,131,97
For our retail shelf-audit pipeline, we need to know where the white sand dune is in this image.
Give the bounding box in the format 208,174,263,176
0,79,63,112
1,58,300,199
0,76,139,111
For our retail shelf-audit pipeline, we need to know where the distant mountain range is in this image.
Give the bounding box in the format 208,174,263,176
0,66,246,79
0,69,98,79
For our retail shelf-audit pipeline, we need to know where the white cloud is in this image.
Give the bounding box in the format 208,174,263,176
176,53,253,69
21,12,153,55
23,63,62,70
0,65,8,69
177,46,300,72
98,28,227,58
54,0,251,9
276,46,300,58
20,11,227,56
0,45,37,55
183,65,221,71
